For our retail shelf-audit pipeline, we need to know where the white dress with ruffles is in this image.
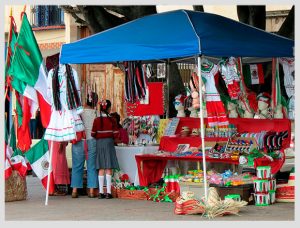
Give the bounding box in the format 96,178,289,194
44,64,84,142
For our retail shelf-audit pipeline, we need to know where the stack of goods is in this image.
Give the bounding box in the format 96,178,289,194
205,124,237,138
276,167,295,202
239,130,288,151
254,166,274,206
179,169,205,184
174,191,206,215
208,170,254,187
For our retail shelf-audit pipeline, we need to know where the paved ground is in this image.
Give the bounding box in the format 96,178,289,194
5,176,295,221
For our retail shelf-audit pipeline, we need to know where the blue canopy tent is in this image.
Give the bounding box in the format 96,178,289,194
60,10,293,64
59,9,294,200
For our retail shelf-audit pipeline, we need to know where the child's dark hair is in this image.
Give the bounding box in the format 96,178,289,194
99,100,112,129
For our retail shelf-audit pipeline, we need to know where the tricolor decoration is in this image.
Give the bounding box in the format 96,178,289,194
24,138,55,193
256,166,271,179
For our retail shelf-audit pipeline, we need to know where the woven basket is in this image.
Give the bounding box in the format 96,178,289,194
5,170,27,202
117,189,149,200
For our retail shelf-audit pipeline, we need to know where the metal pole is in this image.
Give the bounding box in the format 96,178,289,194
166,59,170,118
197,56,208,200
45,140,54,206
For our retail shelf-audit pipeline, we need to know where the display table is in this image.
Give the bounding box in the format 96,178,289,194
135,154,239,187
135,118,291,187
115,145,159,186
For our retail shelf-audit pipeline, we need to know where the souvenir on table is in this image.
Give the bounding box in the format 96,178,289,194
156,119,170,143
180,126,190,137
44,64,84,141
201,59,229,127
164,118,180,136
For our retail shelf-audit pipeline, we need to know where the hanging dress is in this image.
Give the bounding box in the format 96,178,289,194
44,64,85,141
279,58,294,119
201,62,229,127
218,57,241,100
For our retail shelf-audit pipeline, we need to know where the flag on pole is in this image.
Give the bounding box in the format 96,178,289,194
7,122,28,177
5,11,39,111
24,138,55,193
5,123,13,180
8,12,51,128
14,90,32,152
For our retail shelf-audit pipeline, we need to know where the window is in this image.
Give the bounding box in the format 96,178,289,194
32,5,64,28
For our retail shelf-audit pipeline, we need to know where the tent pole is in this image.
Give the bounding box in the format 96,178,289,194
45,140,54,206
197,56,208,201
166,59,170,118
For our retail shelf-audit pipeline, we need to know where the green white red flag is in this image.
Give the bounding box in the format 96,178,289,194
243,64,264,85
24,138,55,193
5,124,13,180
8,13,51,128
5,122,28,177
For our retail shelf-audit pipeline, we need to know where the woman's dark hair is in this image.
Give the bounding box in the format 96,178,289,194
52,64,82,111
86,92,98,108
110,112,122,128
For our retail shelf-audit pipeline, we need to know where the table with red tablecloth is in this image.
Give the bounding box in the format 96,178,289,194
136,154,239,186
135,118,291,186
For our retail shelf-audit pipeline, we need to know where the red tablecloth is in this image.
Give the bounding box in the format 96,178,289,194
159,136,229,151
135,154,239,186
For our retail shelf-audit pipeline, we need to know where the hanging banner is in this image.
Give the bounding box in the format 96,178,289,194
126,82,164,116
249,64,264,85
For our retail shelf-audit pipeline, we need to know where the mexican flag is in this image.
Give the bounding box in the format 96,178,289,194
7,123,28,177
24,138,55,193
5,124,12,180
14,90,32,152
5,13,39,116
243,64,264,85
8,13,51,128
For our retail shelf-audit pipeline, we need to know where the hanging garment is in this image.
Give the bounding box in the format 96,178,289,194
218,57,241,100
279,58,294,120
201,61,229,127
124,61,148,103
44,64,84,142
279,57,294,98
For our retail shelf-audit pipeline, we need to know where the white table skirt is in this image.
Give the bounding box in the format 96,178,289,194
115,145,159,186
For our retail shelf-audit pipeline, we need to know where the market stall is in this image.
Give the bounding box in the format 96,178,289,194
60,9,294,200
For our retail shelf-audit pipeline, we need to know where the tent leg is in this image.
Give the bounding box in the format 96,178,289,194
166,59,170,118
197,56,208,201
45,140,54,206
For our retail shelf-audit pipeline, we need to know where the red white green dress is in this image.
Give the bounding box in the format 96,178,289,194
201,63,229,127
44,65,84,141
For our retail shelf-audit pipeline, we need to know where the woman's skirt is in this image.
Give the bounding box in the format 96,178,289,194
95,138,119,170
